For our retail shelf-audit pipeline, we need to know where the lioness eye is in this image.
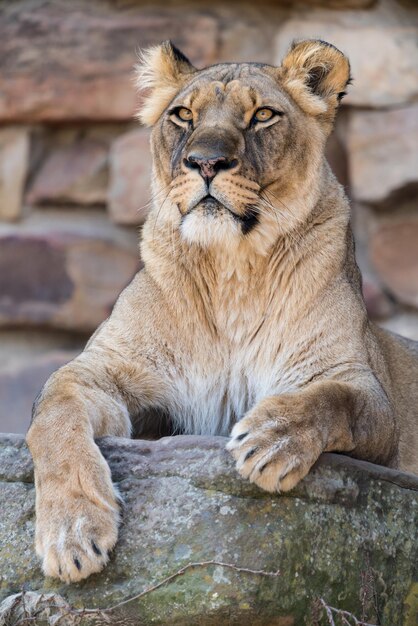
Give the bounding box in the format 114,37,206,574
253,108,274,122
175,107,193,122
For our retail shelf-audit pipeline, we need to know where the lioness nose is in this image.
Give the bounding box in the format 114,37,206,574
185,153,237,182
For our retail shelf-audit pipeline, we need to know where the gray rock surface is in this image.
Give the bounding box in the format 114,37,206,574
0,434,417,625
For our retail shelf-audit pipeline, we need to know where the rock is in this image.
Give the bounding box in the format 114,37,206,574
0,128,29,221
0,434,417,625
307,0,375,5
275,17,418,108
346,105,418,205
378,311,418,342
0,328,88,434
0,232,141,331
108,129,152,225
325,115,349,188
0,2,218,122
0,351,78,435
298,0,375,5
362,276,395,320
370,220,418,309
27,138,108,206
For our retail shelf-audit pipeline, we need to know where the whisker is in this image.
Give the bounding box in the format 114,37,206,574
257,196,304,254
263,189,306,226
260,191,306,246
152,187,174,242
136,183,172,216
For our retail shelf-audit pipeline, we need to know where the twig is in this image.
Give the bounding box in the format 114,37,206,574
319,598,377,626
321,599,337,626
90,560,281,614
21,592,29,622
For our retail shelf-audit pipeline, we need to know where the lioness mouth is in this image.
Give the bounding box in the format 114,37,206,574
191,195,259,234
200,195,222,212
185,195,224,216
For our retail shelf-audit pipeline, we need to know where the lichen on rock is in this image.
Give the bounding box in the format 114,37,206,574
0,434,417,625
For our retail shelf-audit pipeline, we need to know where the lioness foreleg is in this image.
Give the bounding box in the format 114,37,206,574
227,375,397,492
26,352,156,583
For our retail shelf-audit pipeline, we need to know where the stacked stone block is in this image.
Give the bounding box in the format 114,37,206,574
0,0,417,433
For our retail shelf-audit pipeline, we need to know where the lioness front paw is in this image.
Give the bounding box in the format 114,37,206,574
227,408,323,493
34,457,120,583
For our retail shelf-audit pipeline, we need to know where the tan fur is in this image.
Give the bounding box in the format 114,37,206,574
136,40,196,126
27,40,418,583
280,39,351,125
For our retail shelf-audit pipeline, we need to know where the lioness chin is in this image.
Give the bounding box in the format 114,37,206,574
27,39,418,583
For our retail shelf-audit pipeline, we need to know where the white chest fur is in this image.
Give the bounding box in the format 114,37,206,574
167,332,307,436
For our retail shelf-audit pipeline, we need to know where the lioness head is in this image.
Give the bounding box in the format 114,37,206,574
137,39,350,252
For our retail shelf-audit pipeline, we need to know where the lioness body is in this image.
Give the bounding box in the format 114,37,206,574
27,40,418,583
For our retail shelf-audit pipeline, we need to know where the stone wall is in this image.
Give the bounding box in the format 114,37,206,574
1,0,418,434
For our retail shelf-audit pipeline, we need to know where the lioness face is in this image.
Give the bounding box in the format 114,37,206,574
152,68,314,248
138,40,350,250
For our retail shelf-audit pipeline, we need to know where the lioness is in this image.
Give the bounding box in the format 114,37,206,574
27,39,418,583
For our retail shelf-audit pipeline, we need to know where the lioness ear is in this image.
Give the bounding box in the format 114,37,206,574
136,40,196,126
279,39,351,123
